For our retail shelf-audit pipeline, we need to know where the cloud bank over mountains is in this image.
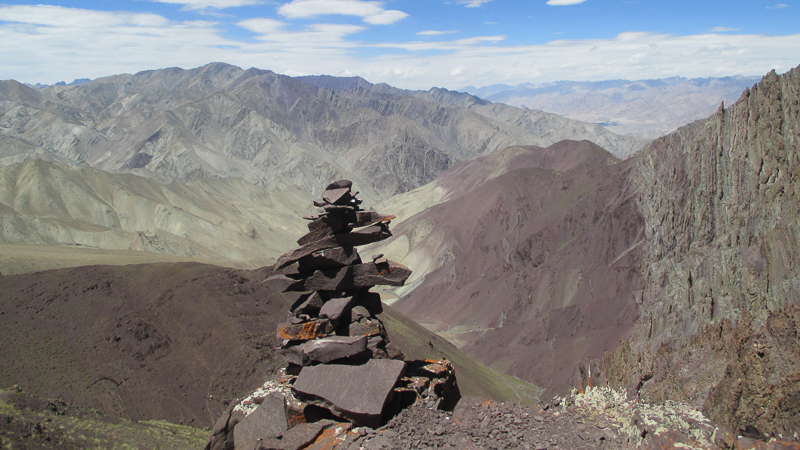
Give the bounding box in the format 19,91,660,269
0,1,798,89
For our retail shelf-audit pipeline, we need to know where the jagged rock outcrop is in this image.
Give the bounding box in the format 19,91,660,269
601,66,800,436
374,65,800,440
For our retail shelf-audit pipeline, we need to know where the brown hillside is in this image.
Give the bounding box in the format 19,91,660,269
0,261,536,430
387,140,643,396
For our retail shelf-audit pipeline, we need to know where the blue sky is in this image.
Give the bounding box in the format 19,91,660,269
1,0,798,89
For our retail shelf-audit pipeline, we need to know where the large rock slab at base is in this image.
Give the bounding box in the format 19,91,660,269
303,335,368,364
233,393,288,448
292,359,407,428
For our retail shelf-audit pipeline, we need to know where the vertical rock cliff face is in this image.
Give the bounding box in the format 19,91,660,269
603,67,800,435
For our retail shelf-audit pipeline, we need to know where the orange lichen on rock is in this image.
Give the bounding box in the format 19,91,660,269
278,321,328,340
305,422,353,450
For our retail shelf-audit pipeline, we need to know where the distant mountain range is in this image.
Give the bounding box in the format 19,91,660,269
0,63,646,205
461,75,760,139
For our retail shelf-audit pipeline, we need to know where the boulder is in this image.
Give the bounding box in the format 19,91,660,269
325,180,353,190
233,393,288,447
292,359,407,428
303,336,368,364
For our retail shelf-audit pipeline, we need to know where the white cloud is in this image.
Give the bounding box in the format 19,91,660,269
711,27,738,32
417,30,458,36
457,0,493,7
151,0,264,10
767,3,789,8
1,4,799,91
278,0,408,24
546,0,588,5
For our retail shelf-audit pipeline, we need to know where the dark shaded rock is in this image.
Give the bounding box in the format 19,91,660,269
282,261,411,292
384,342,404,360
303,336,368,364
322,187,352,205
298,215,348,246
233,394,288,448
323,204,357,212
275,224,392,269
292,359,406,428
204,401,238,450
297,247,360,273
254,419,342,450
291,292,325,316
277,319,334,341
319,296,356,321
277,345,309,367
352,291,383,317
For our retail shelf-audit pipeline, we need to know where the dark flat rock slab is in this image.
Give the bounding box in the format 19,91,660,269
303,335,368,364
291,291,325,315
322,187,352,205
233,393,288,448
275,224,392,269
297,247,360,272
292,359,406,428
282,261,411,292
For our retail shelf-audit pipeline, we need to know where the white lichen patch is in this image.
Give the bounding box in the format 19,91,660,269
559,386,722,449
232,380,296,417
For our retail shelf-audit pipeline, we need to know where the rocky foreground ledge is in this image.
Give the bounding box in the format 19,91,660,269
203,383,799,450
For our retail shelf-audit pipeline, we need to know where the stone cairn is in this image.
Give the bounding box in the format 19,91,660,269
205,180,460,450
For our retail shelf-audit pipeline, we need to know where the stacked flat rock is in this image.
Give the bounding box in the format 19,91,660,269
205,181,461,450
264,180,412,428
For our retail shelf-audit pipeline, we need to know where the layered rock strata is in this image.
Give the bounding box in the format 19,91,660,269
206,181,460,450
